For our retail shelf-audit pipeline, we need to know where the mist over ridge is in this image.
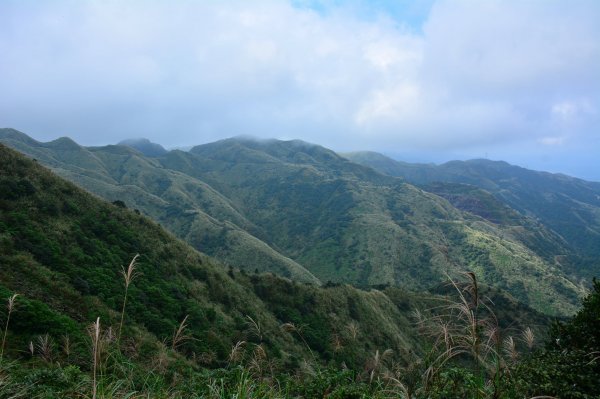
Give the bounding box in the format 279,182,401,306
3,127,599,318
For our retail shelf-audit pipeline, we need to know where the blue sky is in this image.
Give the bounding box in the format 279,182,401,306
293,0,435,29
1,0,599,180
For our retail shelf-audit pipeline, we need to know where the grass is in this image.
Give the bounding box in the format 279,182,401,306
1,131,590,315
406,272,544,398
0,294,18,363
171,315,190,351
118,254,139,344
0,272,597,398
0,142,595,397
90,317,100,399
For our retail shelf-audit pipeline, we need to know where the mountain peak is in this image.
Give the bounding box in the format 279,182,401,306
118,138,167,157
191,136,343,166
45,136,81,150
0,127,42,146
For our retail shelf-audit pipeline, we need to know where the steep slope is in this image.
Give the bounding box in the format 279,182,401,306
420,182,574,262
167,137,585,315
0,142,446,370
345,151,600,277
0,129,319,284
118,138,168,157
0,130,588,315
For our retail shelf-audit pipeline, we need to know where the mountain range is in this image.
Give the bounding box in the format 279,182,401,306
0,141,553,373
345,151,600,277
0,141,424,368
2,128,598,316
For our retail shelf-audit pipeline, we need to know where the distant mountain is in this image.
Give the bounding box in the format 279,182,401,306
0,142,553,383
0,141,442,368
0,129,319,284
0,129,590,315
345,151,600,278
162,137,589,313
118,138,168,157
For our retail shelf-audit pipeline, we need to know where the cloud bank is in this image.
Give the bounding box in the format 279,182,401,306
0,0,599,177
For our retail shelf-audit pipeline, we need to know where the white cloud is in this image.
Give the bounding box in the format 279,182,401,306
538,136,566,146
0,0,598,156
552,102,579,121
552,99,596,122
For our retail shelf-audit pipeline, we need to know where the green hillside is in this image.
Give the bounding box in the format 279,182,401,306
169,137,586,315
0,130,589,316
0,142,441,370
0,129,319,285
345,151,600,278
118,138,168,157
1,141,596,398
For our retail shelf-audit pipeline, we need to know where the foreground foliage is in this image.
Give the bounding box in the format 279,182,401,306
1,275,598,398
1,143,598,397
0,129,589,315
509,278,600,398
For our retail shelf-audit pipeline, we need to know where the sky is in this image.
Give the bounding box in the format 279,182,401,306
1,0,599,180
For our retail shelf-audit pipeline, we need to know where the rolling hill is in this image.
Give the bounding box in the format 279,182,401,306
0,129,320,284
0,139,568,398
345,151,600,279
0,141,442,370
0,129,590,315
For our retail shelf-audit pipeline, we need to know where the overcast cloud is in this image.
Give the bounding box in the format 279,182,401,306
1,0,599,179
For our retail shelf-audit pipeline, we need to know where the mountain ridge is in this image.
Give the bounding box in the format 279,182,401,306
118,138,168,157
0,141,434,369
0,128,593,316
345,150,600,276
0,140,553,371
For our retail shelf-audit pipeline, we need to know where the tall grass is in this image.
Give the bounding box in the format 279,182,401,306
90,317,101,399
228,341,246,365
0,294,18,363
245,315,262,341
118,254,139,344
413,272,538,398
521,327,535,350
367,348,393,383
171,314,190,351
280,322,315,362
0,261,553,398
36,334,54,363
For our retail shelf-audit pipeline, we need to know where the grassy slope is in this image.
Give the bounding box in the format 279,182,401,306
0,142,442,371
0,130,587,315
345,151,600,277
178,138,585,315
0,129,319,284
0,143,559,398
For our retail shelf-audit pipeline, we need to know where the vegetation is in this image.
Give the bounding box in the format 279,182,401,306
118,138,168,157
1,142,436,370
345,150,600,278
507,278,600,398
1,267,597,398
0,129,590,316
3,142,597,396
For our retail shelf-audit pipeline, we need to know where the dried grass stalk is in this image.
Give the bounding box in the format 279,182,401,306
503,336,519,363
62,335,72,357
346,321,360,341
37,334,54,362
521,327,535,350
118,254,140,343
90,317,100,399
172,315,190,351
0,294,18,362
245,315,262,341
228,340,246,364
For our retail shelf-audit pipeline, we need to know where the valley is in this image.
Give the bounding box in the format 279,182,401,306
0,134,598,397
1,129,594,316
